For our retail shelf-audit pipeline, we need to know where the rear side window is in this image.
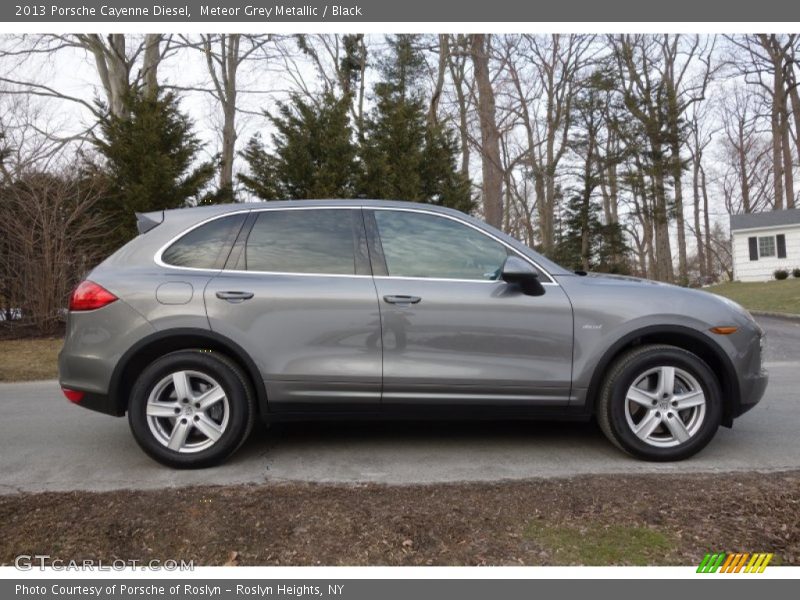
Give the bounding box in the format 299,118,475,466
161,213,246,269
245,209,357,275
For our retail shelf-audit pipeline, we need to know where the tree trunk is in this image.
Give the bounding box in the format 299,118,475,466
428,35,448,126
469,34,503,228
86,34,131,118
780,105,795,208
701,165,713,277
141,34,162,99
770,61,786,209
670,132,688,285
737,116,752,212
692,151,706,279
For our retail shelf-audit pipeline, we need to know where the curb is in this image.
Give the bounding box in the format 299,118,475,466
751,310,800,322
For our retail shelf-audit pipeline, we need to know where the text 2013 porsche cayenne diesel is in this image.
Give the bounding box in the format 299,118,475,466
58,200,767,468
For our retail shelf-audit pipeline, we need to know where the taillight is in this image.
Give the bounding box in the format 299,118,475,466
69,281,118,311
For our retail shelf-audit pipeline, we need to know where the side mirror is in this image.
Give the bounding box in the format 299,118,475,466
501,256,546,296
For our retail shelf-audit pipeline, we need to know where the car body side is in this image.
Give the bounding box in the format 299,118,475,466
58,200,768,426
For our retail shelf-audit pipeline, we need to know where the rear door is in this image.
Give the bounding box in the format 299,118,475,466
204,207,382,412
366,208,574,407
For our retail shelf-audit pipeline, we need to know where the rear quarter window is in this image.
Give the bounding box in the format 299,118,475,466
161,213,247,269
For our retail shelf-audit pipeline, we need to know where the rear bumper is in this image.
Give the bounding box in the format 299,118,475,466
62,389,123,417
58,299,155,416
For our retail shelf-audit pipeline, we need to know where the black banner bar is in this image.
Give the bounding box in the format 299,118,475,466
4,0,800,23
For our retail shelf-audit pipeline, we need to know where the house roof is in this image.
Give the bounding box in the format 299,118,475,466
730,208,800,231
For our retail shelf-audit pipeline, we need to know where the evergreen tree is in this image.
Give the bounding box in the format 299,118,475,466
358,35,473,212
91,91,214,249
238,93,359,201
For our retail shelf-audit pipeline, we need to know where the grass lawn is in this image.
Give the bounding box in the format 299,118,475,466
0,337,62,382
706,278,800,315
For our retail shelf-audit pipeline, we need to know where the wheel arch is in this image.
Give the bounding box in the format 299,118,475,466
586,325,740,427
108,328,268,418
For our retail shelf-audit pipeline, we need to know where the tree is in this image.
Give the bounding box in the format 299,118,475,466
469,34,503,227
610,34,676,283
727,34,798,209
292,34,369,138
0,34,168,120
180,34,274,201
90,91,214,249
0,168,108,334
563,68,630,273
238,92,359,200
359,35,472,211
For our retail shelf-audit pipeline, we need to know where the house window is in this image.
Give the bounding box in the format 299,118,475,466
758,236,776,258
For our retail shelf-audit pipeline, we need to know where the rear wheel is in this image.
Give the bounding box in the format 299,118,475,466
128,350,255,468
597,344,722,461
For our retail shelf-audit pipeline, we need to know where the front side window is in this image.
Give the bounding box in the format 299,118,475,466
245,209,357,275
373,210,509,280
758,236,776,258
161,213,246,269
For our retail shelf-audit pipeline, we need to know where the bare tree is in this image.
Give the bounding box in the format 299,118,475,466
514,34,594,256
717,84,774,215
469,34,504,228
0,167,109,334
288,34,369,139
727,34,797,209
177,34,274,200
0,34,170,121
660,35,716,285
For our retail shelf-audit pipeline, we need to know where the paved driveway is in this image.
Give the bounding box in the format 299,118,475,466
0,316,797,493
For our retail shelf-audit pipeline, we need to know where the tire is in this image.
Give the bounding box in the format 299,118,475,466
128,350,255,468
597,344,722,461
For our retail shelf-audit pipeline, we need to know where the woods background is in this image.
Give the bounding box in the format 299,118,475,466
1,33,799,334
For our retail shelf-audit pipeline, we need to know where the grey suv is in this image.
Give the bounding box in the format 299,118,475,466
58,200,767,468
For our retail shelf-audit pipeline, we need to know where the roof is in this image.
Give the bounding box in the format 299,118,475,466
730,208,800,231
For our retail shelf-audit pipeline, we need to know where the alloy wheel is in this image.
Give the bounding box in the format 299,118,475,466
145,370,230,453
623,365,707,448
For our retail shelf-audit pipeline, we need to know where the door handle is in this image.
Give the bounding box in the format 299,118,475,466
383,295,421,305
216,290,254,302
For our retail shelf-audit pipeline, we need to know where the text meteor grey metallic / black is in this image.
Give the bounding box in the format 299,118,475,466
58,200,767,468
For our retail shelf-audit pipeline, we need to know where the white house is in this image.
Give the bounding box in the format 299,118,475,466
731,209,800,282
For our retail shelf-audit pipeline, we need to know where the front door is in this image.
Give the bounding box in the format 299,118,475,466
366,208,574,407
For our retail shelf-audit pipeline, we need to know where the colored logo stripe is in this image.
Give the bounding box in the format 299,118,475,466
697,552,773,573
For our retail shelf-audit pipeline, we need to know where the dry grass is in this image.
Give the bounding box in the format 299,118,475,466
1,471,798,566
0,337,62,382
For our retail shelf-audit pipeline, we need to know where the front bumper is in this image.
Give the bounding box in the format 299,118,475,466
736,368,769,417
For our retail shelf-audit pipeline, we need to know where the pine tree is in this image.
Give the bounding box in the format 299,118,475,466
91,91,214,248
358,35,473,212
238,93,359,200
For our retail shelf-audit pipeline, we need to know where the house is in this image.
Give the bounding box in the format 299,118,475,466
730,209,800,282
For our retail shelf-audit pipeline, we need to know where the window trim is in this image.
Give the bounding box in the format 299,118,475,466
155,206,372,279
158,212,248,270
155,205,557,285
757,235,776,258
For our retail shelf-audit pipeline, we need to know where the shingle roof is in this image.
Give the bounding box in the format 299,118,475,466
730,208,800,231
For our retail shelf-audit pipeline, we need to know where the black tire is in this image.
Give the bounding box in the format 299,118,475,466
128,350,255,468
597,344,722,461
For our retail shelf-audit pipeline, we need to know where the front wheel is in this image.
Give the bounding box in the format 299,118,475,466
597,344,722,461
128,350,255,468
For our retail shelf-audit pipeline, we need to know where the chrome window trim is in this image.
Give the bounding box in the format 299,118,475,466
368,206,557,284
154,206,362,275
153,204,558,285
